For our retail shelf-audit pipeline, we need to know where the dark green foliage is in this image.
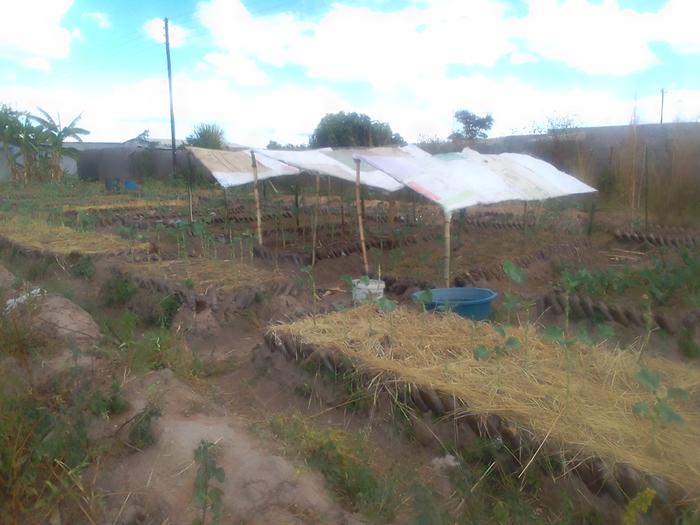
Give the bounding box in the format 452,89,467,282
186,123,226,150
26,259,54,281
158,294,181,328
89,381,128,418
632,367,687,429
127,404,161,450
310,111,404,148
192,440,225,525
679,326,700,358
451,110,494,140
100,275,136,306
70,255,95,280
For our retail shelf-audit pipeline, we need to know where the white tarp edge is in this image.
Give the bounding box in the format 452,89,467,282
356,147,596,214
256,147,406,192
186,146,299,188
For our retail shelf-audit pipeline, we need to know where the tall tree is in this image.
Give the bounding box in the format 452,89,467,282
32,109,89,181
452,110,494,140
309,112,404,148
186,123,226,150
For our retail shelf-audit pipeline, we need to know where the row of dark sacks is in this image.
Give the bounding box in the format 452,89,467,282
538,290,699,335
111,266,300,320
453,241,591,286
614,230,698,247
252,231,435,266
263,330,680,511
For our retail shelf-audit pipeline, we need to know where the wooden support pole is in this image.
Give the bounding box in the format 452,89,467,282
444,211,452,288
354,159,369,275
643,145,649,233
251,151,263,246
523,201,528,233
312,174,320,266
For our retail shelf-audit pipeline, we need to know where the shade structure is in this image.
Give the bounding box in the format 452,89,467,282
186,146,299,188
355,147,596,213
256,147,430,193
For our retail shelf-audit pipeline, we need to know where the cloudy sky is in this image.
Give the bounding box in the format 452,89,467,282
1,0,698,145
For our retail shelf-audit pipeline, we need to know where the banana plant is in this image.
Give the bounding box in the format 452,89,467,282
31,108,89,181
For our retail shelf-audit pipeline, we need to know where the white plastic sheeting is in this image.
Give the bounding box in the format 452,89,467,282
356,147,596,214
186,146,299,188
257,146,430,192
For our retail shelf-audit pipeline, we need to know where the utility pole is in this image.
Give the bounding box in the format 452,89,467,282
660,88,665,124
164,18,177,173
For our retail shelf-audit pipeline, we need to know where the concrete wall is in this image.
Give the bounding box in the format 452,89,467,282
472,122,700,188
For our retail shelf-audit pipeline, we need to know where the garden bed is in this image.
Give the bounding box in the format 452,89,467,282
266,305,700,509
0,215,148,258
116,258,299,318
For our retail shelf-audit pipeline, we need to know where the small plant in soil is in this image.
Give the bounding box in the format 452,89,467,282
678,325,700,358
89,381,129,419
473,325,520,390
502,260,527,324
127,403,161,451
632,367,687,447
192,440,225,525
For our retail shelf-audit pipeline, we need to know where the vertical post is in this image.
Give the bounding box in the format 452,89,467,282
294,184,300,230
643,145,649,233
522,201,528,233
312,174,320,266
660,89,665,124
354,159,369,275
444,211,452,288
251,151,263,246
186,151,194,223
411,192,417,225
164,18,177,174
587,201,596,237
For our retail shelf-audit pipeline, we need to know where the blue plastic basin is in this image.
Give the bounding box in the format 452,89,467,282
412,287,498,320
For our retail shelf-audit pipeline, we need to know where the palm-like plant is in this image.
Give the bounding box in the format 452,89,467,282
0,105,23,182
32,109,89,181
186,123,225,150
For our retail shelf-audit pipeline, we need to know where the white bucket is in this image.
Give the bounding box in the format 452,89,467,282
352,279,385,304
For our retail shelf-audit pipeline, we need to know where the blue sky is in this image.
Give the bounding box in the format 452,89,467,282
1,0,699,145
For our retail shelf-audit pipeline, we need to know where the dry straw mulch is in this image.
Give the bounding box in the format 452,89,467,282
270,305,700,499
0,216,147,256
63,198,186,213
124,258,284,294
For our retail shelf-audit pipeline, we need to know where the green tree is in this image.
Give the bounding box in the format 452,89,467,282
32,109,89,181
452,110,494,140
0,105,23,181
187,123,226,150
309,112,405,148
266,140,308,151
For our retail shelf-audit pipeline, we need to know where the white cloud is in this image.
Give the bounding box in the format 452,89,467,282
143,18,189,48
82,11,111,29
0,0,77,70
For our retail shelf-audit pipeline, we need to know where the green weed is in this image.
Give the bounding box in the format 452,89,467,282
269,415,399,521
192,440,225,525
70,255,95,280
100,274,136,306
127,404,161,450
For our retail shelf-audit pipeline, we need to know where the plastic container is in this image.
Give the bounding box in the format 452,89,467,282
412,287,498,320
104,177,121,193
352,278,385,304
124,179,139,190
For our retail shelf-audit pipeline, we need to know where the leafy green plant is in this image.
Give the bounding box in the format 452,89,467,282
70,255,95,280
473,325,520,389
158,294,181,328
679,326,700,358
100,275,136,306
622,488,655,525
89,381,128,419
192,440,225,525
501,260,527,323
632,368,687,447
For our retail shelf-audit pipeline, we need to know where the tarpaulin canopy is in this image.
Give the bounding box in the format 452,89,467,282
256,146,430,192
355,147,596,214
186,146,299,188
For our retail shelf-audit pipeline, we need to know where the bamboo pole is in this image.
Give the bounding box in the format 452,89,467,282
444,211,452,288
312,174,320,266
354,159,369,275
250,151,263,246
643,145,649,233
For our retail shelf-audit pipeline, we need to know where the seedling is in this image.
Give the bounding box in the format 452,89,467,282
502,260,528,323
632,367,687,447
192,440,225,525
376,296,398,345
473,325,520,389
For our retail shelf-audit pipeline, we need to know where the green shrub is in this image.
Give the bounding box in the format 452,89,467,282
100,275,136,306
89,381,129,418
71,255,95,280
